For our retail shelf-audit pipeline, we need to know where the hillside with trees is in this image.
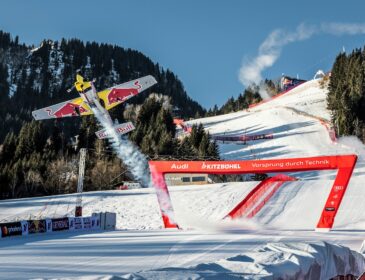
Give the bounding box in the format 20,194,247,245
0,31,205,139
0,30,218,199
206,79,279,116
327,47,365,142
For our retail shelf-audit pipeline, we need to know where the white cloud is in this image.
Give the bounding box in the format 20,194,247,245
239,22,365,99
321,22,365,35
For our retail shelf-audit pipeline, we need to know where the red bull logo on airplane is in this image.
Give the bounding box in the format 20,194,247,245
107,81,141,105
46,103,88,118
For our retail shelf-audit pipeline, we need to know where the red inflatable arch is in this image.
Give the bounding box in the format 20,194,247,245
148,154,357,231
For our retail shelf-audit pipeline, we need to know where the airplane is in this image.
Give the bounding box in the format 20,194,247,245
32,74,157,139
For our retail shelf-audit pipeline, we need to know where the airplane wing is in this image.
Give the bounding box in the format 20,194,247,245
32,97,92,120
98,75,157,111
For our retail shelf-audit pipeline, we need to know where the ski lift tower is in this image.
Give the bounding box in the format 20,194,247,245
75,148,87,217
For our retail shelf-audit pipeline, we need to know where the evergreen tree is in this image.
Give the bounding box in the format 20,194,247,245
15,121,47,159
77,116,98,150
207,140,219,159
189,124,205,150
209,84,263,116
177,137,197,159
0,131,17,164
198,133,210,157
328,46,365,142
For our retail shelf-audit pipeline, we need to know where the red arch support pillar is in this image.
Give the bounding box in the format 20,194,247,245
150,165,178,228
149,155,357,231
316,158,357,230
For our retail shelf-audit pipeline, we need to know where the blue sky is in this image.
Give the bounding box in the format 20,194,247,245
1,0,365,109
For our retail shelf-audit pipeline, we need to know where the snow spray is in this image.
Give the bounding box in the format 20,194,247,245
175,208,262,232
337,136,365,160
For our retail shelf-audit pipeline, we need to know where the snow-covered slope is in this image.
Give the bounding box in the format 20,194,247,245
2,78,365,279
187,79,351,161
1,229,364,280
1,177,365,231
1,78,365,231
0,183,258,230
129,241,365,280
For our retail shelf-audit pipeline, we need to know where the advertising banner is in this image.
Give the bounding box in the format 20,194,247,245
1,222,23,237
21,221,28,235
82,217,92,229
51,217,69,231
27,220,46,234
150,155,358,175
46,219,52,233
91,217,100,229
74,217,83,230
68,217,75,231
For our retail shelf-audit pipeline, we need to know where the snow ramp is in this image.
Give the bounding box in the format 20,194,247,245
225,174,297,220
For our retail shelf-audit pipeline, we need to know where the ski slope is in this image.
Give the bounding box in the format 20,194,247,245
188,80,346,161
2,78,365,279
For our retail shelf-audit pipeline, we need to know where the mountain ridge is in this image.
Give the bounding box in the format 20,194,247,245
0,30,206,141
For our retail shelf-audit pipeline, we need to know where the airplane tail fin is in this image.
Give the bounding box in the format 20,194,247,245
95,121,135,140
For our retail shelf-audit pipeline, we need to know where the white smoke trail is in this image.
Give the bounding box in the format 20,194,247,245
93,110,152,188
91,109,181,227
239,22,365,99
